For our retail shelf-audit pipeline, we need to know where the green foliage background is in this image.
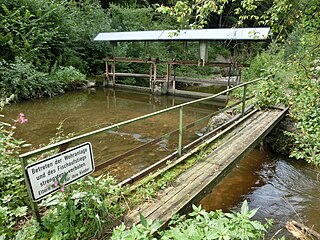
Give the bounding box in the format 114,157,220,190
0,0,110,100
0,0,319,238
241,0,320,164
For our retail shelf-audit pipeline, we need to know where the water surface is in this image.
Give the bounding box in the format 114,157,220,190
3,88,217,180
200,148,320,238
3,88,320,236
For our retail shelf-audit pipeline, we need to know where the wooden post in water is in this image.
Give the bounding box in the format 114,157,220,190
166,63,171,95
149,63,153,93
111,42,116,87
153,62,157,94
173,64,176,95
105,59,109,87
112,58,116,87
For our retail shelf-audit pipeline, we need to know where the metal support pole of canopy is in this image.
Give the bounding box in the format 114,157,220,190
166,64,171,94
149,64,153,93
105,60,109,87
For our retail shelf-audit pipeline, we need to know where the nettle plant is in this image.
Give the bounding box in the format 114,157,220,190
111,201,271,240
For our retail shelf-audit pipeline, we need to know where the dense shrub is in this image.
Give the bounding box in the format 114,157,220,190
242,15,320,164
0,0,111,75
16,175,123,240
0,59,86,100
50,66,86,89
0,59,64,100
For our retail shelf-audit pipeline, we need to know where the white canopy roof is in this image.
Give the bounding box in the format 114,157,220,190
94,28,270,42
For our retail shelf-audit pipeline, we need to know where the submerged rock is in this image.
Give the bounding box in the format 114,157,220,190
207,112,231,131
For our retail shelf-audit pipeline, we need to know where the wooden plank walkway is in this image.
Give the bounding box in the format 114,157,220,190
124,108,287,227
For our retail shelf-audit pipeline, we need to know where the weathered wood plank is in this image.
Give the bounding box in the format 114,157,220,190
124,109,287,228
125,111,265,224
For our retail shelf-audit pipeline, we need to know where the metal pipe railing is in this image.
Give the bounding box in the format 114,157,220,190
19,77,264,222
19,77,262,160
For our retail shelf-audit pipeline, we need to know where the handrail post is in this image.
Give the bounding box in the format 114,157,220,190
241,85,247,117
21,157,42,223
178,107,183,157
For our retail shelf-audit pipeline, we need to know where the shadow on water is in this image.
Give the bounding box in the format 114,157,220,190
200,148,320,238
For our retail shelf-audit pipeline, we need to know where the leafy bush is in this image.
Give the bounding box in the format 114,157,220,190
50,66,86,89
111,201,271,240
241,15,320,164
17,175,123,240
0,0,111,75
0,59,64,100
0,59,87,100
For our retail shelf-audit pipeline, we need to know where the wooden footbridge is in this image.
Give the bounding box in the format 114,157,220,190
124,107,287,227
19,77,287,225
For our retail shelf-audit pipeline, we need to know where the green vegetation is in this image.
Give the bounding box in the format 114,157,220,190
0,0,109,100
16,175,122,240
0,59,86,100
112,202,271,240
241,0,319,164
1,0,319,239
0,101,124,239
0,100,30,239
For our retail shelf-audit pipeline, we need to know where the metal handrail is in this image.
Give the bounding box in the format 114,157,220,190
19,77,264,223
19,77,262,159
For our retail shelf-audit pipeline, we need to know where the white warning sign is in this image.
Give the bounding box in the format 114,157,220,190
25,142,94,201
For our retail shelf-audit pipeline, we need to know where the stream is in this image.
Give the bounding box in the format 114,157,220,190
3,88,320,237
200,148,320,238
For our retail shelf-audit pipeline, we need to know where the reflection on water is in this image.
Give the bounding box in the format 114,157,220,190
2,88,218,180
200,149,320,238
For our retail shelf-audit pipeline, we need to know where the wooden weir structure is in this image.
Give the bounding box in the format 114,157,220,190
94,28,270,98
104,57,246,96
19,77,288,227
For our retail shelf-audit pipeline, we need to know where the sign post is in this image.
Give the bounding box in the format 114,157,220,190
21,157,42,223
24,142,95,203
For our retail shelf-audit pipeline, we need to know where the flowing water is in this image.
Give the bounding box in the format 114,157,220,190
3,88,320,236
200,148,320,238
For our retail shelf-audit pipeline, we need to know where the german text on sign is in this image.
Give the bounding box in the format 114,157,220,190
25,142,94,201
